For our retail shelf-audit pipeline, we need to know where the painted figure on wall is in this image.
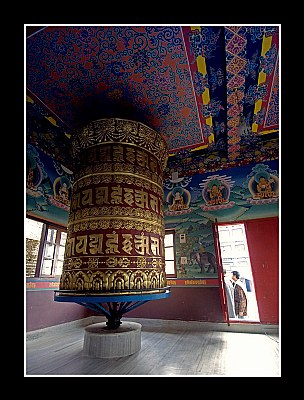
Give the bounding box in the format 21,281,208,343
53,176,71,207
190,246,217,273
200,174,235,211
168,186,190,211
246,164,279,204
164,171,193,214
26,146,45,195
207,181,226,205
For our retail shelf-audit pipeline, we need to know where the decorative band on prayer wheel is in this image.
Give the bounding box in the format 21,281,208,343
59,118,168,295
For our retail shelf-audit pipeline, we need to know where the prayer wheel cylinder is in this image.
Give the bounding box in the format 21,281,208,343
59,118,168,295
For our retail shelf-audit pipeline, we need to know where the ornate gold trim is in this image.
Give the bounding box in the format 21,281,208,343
73,171,164,192
67,218,165,235
59,268,167,291
69,205,163,225
71,118,168,171
73,163,164,189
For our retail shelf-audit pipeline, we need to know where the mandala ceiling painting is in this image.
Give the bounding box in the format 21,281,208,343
26,25,279,170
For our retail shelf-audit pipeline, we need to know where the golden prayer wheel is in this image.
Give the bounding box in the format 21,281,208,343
59,118,169,296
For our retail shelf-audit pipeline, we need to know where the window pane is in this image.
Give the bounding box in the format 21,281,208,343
46,229,56,243
164,247,174,260
235,243,245,253
25,218,43,277
221,245,231,254
165,260,175,275
218,229,230,241
164,232,176,277
222,261,234,270
60,231,67,245
58,245,65,259
164,233,173,247
41,259,53,275
231,227,244,240
55,260,63,276
44,243,55,259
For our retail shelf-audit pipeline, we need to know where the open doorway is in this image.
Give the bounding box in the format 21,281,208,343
217,223,260,322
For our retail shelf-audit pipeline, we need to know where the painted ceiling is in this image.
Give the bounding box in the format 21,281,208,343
26,25,279,173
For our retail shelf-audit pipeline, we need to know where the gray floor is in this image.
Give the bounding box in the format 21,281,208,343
26,317,280,377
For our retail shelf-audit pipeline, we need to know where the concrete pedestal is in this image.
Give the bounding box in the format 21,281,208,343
83,321,142,358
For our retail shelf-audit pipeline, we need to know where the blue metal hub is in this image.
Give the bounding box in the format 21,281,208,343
54,288,170,329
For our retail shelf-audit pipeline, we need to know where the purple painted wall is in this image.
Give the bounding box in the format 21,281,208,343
26,290,91,332
121,287,223,322
26,286,224,332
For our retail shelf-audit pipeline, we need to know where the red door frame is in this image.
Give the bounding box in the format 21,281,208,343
212,221,230,325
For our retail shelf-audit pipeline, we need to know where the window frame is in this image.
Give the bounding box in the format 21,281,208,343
26,216,67,278
39,225,67,277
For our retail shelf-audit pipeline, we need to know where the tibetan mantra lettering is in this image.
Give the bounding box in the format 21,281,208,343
59,118,168,294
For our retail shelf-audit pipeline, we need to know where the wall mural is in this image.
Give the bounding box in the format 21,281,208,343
26,144,278,286
164,159,279,283
26,144,73,226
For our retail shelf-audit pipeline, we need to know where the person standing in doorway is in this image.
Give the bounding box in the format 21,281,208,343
231,270,248,319
223,269,236,318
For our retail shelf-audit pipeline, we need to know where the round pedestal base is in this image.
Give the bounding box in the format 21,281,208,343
83,322,142,358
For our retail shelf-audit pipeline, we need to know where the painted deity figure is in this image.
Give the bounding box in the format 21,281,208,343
256,176,275,198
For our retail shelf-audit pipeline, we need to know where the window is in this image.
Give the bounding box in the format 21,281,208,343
218,224,250,269
25,217,67,278
164,230,176,277
40,227,67,277
25,218,44,277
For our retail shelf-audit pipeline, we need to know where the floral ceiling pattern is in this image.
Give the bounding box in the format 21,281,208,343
26,25,279,172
